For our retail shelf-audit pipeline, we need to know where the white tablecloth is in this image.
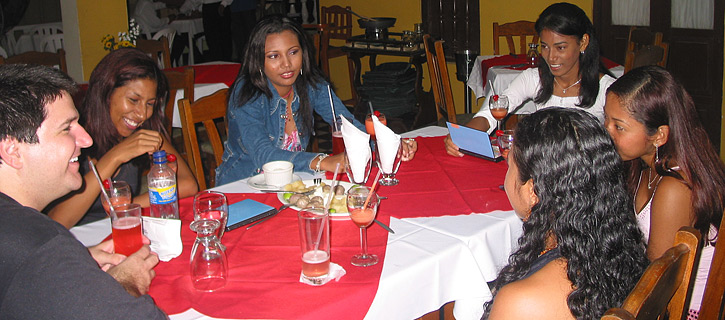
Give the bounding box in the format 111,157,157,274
467,55,625,114
171,83,228,128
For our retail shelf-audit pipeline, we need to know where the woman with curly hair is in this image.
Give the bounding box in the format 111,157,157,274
484,108,648,319
47,48,198,228
604,66,725,318
446,2,615,156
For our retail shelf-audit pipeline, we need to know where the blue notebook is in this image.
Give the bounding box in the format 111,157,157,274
446,122,503,162
226,199,277,231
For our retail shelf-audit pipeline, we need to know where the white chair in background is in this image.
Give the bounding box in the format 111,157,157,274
0,46,7,58
38,34,64,53
30,24,63,52
153,27,176,51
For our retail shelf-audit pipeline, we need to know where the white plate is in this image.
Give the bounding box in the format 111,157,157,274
247,173,302,190
276,179,356,219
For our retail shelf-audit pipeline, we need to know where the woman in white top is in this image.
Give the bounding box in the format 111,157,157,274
604,65,725,319
445,2,616,156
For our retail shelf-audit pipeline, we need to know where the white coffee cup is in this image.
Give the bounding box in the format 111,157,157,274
262,161,294,187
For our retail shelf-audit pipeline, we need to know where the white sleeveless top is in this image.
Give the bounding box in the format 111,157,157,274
635,171,716,311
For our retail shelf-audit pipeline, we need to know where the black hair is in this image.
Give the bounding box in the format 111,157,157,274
483,108,648,319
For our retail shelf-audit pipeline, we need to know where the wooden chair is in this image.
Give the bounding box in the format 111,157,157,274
627,26,664,52
493,21,539,55
0,49,68,73
423,34,473,125
602,227,701,320
624,43,669,73
136,36,171,69
162,67,195,135
320,5,357,106
178,88,228,190
697,209,725,319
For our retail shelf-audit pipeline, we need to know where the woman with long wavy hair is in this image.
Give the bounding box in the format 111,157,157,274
484,108,648,319
47,48,198,228
604,65,725,318
446,2,615,156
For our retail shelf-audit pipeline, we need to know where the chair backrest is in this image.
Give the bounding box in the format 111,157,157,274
38,34,64,53
627,26,664,52
623,42,669,73
698,209,725,319
30,25,62,36
162,67,195,135
602,227,701,320
136,36,171,69
0,49,68,74
302,24,332,77
153,27,176,51
423,34,457,124
179,88,228,190
320,5,353,40
0,46,7,58
493,21,538,55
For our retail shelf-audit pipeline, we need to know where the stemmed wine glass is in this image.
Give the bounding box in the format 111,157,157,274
377,139,402,186
497,130,514,190
365,112,387,164
344,152,372,184
346,186,380,267
193,190,228,250
489,95,509,130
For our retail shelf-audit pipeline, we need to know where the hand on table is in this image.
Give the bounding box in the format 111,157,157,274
320,153,347,173
401,138,418,161
106,242,159,297
444,134,464,157
108,129,163,164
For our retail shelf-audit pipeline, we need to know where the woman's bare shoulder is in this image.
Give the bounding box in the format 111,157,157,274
489,259,574,320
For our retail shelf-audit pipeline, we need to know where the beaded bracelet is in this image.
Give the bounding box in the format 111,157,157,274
314,154,329,173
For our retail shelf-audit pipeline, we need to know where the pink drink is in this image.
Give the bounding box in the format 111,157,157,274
102,196,132,216
302,250,330,278
350,208,375,227
112,216,143,256
332,131,345,155
491,109,508,121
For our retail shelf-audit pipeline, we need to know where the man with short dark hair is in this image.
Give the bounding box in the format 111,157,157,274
0,64,166,318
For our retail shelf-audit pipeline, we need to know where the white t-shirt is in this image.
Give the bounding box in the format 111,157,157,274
474,68,616,133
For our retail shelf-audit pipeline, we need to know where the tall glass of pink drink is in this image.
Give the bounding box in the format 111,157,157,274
332,119,345,155
297,209,330,285
111,203,143,256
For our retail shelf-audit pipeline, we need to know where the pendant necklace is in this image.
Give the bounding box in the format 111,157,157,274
554,77,581,94
647,167,661,190
281,89,296,122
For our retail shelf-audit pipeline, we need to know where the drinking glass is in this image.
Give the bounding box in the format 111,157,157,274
346,186,380,267
102,180,132,217
489,95,509,130
365,112,387,164
190,219,228,292
111,203,143,256
193,191,228,245
344,152,372,184
297,209,330,285
331,119,345,155
377,139,403,186
497,130,514,160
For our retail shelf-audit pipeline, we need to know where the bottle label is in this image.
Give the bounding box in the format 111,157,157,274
149,185,177,204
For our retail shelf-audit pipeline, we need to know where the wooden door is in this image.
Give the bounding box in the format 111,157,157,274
594,0,724,151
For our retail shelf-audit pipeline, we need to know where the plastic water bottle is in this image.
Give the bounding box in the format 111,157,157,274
148,150,179,219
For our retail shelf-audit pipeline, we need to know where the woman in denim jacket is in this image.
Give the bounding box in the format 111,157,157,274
217,16,417,185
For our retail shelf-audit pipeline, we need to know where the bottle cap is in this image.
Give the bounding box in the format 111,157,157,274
152,150,167,164
167,154,177,163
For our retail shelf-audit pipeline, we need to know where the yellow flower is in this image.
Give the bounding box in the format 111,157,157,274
118,40,134,48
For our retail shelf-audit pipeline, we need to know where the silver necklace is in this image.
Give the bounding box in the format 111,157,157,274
554,78,582,94
647,167,661,190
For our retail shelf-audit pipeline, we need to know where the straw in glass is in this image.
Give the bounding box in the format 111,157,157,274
88,159,117,220
313,163,340,252
488,79,496,96
327,85,337,131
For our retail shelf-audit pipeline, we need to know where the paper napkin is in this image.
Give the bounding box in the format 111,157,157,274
340,116,371,182
142,216,182,262
299,262,346,286
372,115,401,173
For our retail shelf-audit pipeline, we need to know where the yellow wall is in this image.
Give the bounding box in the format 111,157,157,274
76,0,128,80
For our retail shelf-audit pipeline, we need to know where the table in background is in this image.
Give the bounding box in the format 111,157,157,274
466,55,625,114
167,62,240,128
71,129,522,320
169,18,204,65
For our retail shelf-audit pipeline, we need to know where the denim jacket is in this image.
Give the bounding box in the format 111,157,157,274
215,78,364,186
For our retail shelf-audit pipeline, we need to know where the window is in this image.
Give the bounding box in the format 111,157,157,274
422,0,480,60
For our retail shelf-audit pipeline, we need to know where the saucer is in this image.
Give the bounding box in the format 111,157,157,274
247,173,302,190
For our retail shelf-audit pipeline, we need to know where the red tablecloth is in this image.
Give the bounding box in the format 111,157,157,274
148,136,511,319
168,63,241,87
481,55,621,86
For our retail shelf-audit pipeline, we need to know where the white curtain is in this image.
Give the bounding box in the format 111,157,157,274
672,0,714,30
612,0,650,26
